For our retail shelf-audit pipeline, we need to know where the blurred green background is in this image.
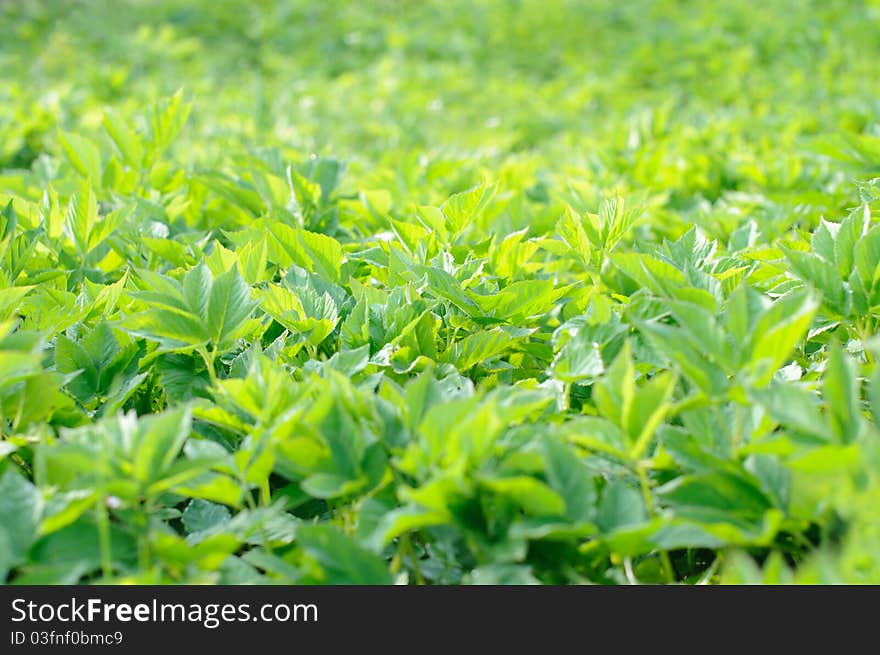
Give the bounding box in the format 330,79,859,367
3,0,879,229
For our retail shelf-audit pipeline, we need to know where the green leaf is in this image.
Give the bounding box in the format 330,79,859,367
480,475,566,517
369,505,449,549
267,223,343,282
593,340,635,428
469,564,540,585
340,296,370,350
541,437,597,522
667,299,731,368
823,342,861,444
103,110,145,169
753,380,829,440
556,205,592,264
40,491,99,536
597,479,648,533
855,225,880,291
628,371,676,459
0,469,41,578
471,280,570,322
442,328,513,370
834,205,869,278
301,473,364,499
296,524,392,584
658,471,772,523
781,246,847,315
748,291,819,387
58,132,102,183
183,263,213,320
297,230,344,282
132,407,193,487
441,182,492,236
551,328,604,383
207,265,257,350
64,185,98,255
638,320,729,396
182,499,232,535
146,89,191,162
122,308,209,350
422,266,482,315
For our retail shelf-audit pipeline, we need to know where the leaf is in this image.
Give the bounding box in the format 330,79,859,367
752,380,829,440
237,236,269,284
745,455,791,510
298,229,344,282
29,519,137,575
628,371,676,459
781,246,847,315
551,328,605,383
613,252,686,296
58,132,102,183
296,524,392,584
480,475,566,517
40,491,99,536
146,89,191,162
855,225,880,291
834,205,869,278
301,473,364,499
658,471,772,523
183,263,213,320
592,340,635,428
441,182,492,236
122,308,209,350
823,342,861,444
667,299,731,368
422,266,482,315
442,328,512,370
473,279,571,322
597,479,648,533
103,110,145,169
64,185,98,255
748,291,819,387
287,167,322,215
369,505,449,549
0,469,41,578
55,335,99,395
556,205,592,263
340,296,370,350
207,265,257,349
182,499,232,534
541,437,596,522
132,407,193,487
175,473,243,507
267,223,343,282
469,564,540,585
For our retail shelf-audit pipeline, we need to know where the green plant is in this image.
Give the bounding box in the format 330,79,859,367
1,0,879,585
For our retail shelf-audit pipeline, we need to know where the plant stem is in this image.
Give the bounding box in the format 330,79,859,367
636,463,676,583
200,347,220,387
400,533,425,585
96,498,113,579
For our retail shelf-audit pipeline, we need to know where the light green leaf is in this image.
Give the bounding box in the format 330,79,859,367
103,110,145,169
58,132,102,183
823,342,861,444
442,328,512,370
207,265,257,349
480,475,566,517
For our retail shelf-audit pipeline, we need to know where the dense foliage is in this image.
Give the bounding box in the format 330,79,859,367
1,0,880,584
